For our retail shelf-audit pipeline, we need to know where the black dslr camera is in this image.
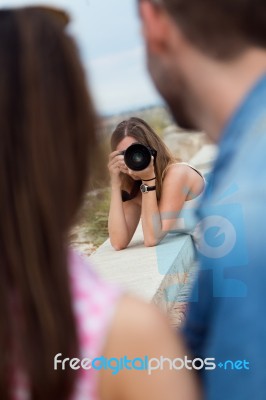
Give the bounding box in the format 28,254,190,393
120,143,157,171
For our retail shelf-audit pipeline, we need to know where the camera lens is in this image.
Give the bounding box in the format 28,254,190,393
124,143,152,171
132,152,144,163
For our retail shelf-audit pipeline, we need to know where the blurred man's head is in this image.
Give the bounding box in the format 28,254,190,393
138,0,266,138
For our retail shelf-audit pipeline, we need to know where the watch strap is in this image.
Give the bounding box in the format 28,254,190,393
146,185,156,191
140,183,156,193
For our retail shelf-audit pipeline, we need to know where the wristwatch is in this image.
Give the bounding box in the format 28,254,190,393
140,183,156,193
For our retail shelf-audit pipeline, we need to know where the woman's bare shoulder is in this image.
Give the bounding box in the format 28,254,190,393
163,162,191,181
99,295,172,382
163,163,204,198
165,162,203,180
108,295,169,339
99,295,200,400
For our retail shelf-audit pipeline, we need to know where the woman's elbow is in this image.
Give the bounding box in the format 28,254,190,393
110,239,128,251
113,244,127,251
144,238,160,247
109,231,129,251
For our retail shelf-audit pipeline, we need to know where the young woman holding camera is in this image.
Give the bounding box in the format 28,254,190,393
108,117,205,250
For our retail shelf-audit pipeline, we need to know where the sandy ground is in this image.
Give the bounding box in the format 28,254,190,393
69,225,98,257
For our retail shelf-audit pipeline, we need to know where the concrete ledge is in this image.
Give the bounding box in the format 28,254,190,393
90,223,196,306
153,233,197,312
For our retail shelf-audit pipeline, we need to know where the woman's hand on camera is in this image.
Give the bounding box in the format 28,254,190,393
128,156,155,181
108,151,128,187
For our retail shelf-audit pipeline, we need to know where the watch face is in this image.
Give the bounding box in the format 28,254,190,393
140,183,148,193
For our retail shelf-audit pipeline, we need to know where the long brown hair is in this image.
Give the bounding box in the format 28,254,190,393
111,117,177,201
0,7,96,400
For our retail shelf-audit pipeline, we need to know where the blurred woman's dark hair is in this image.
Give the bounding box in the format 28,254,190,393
0,7,96,400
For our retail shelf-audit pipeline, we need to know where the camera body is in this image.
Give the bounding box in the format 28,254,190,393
120,143,157,171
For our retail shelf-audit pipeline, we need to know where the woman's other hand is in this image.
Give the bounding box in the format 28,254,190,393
108,151,129,187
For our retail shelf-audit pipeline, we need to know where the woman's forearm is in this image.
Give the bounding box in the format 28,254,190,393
141,190,164,247
108,184,130,250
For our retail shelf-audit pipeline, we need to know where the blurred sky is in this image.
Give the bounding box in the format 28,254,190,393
0,0,161,115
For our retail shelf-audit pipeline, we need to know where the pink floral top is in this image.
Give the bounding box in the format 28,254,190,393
12,248,123,400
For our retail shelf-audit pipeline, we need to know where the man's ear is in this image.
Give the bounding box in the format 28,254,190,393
139,1,171,54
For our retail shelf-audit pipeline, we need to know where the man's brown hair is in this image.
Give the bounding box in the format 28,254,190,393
146,0,266,59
